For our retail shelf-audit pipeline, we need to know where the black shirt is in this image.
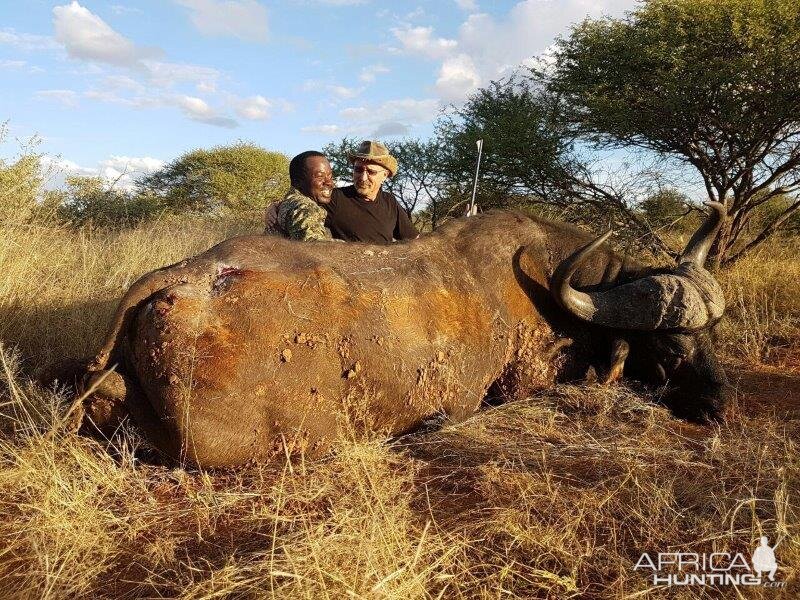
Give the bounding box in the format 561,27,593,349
325,185,418,244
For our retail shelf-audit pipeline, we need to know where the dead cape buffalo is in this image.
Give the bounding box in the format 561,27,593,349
75,205,727,467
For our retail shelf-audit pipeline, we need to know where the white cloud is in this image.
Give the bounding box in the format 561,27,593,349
196,80,216,93
358,64,389,83
435,53,480,101
80,84,269,128
83,88,160,109
98,155,165,187
381,98,440,122
391,25,457,59
176,95,238,128
302,79,363,100
35,89,80,107
49,1,234,129
301,124,343,135
454,0,477,11
329,85,362,100
456,1,637,81
53,1,159,67
42,154,164,191
102,74,146,93
175,0,269,43
42,157,97,183
52,2,220,90
178,94,216,118
141,59,220,88
403,7,426,21
235,95,271,120
110,4,143,15
0,28,59,51
393,0,637,104
0,59,27,70
338,97,440,138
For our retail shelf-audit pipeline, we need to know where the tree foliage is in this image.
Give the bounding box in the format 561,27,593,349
321,137,355,185
638,188,691,229
435,78,576,206
52,176,163,227
0,155,42,223
433,77,680,256
549,0,800,265
138,142,289,213
0,123,49,224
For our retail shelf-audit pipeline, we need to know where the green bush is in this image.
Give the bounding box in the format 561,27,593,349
0,123,49,224
0,154,42,224
137,142,290,213
53,176,163,228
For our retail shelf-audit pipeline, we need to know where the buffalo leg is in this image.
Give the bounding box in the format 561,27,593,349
78,368,178,460
77,369,135,437
602,338,630,384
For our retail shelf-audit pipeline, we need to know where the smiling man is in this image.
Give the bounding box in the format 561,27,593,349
265,150,335,241
325,140,419,244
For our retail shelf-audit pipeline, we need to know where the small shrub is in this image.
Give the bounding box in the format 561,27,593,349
54,176,163,228
0,123,55,225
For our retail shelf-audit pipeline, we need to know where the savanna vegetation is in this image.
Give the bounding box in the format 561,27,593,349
1,0,799,596
0,211,798,599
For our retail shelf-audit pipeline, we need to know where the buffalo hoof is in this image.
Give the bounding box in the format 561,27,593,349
78,370,132,437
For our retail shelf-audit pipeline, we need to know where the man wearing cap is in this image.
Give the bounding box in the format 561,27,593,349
265,150,335,241
325,140,418,244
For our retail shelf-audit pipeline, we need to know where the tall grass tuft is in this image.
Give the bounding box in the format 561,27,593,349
717,237,800,366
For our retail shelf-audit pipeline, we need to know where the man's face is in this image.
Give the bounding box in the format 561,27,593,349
352,159,389,200
302,156,334,204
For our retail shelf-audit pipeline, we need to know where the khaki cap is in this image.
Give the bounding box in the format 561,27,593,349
347,140,398,177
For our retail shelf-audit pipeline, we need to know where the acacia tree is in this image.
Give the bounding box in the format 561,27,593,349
138,142,289,213
321,137,355,184
548,0,800,266
638,188,693,230
435,78,679,256
436,79,575,204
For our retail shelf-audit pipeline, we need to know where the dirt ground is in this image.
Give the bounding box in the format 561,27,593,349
730,354,800,420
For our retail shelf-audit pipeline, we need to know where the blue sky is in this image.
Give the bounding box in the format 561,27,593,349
1,0,637,188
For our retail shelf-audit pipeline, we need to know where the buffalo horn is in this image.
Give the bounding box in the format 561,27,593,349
679,201,726,267
551,218,726,331
551,230,613,322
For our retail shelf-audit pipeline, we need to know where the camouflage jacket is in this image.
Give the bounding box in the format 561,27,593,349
264,187,332,241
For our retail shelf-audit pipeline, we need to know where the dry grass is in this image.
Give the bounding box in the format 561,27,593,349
0,217,798,598
0,214,255,370
716,237,800,367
